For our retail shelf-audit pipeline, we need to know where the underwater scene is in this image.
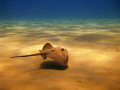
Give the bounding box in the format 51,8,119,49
0,0,120,90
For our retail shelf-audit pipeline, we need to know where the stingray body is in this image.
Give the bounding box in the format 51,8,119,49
11,43,68,65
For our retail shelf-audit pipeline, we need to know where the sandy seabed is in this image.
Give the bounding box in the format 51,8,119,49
0,19,120,90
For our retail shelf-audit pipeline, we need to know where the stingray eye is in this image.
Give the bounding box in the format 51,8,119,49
61,48,64,51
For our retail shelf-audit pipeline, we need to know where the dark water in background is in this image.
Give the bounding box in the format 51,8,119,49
0,0,120,20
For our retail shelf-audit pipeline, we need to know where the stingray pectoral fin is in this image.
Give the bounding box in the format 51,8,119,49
39,43,54,60
39,50,47,60
11,53,42,58
42,43,54,50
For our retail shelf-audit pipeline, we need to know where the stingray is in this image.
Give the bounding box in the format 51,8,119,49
11,43,68,65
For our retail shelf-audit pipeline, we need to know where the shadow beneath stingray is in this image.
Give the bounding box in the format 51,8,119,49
14,61,68,76
40,61,68,70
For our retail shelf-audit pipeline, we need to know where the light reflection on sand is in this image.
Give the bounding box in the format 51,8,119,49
0,19,120,90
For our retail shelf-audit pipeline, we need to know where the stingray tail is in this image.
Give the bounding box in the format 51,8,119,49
11,53,42,58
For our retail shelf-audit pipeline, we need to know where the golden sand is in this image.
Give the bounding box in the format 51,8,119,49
0,20,120,90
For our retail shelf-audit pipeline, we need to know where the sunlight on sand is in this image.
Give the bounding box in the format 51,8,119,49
0,20,120,90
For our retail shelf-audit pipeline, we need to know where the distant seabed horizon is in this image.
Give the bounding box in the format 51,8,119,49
1,19,120,46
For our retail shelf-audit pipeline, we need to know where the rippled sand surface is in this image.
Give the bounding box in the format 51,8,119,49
0,19,120,90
